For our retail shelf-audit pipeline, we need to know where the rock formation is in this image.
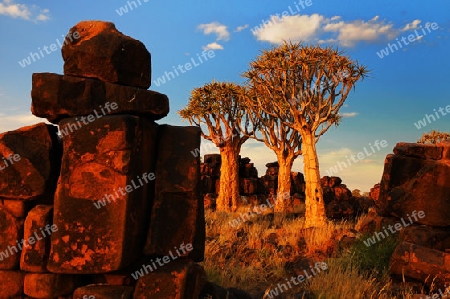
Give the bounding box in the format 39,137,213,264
200,156,362,218
0,20,214,298
365,142,450,291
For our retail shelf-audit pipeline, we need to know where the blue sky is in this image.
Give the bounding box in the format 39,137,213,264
0,0,449,191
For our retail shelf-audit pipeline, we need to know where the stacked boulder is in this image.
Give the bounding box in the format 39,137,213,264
357,142,450,293
259,161,279,195
321,176,360,219
238,157,259,195
0,123,61,298
0,20,208,298
200,156,364,219
380,142,450,290
199,154,222,195
199,154,260,196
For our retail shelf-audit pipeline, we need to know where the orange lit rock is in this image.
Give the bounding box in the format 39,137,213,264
390,241,450,289
47,115,157,273
379,143,450,226
62,21,151,88
74,285,134,299
0,123,61,201
24,273,78,298
133,259,206,299
0,270,25,298
0,205,23,270
20,205,54,273
144,125,205,262
1,200,35,218
31,73,169,124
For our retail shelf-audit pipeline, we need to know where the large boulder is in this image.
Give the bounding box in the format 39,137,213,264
31,73,169,124
379,142,450,226
48,115,157,273
62,21,151,88
390,241,450,289
0,123,60,201
144,125,205,262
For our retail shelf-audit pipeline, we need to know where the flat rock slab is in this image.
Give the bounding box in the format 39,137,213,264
31,73,169,124
24,273,78,298
74,285,134,299
394,142,443,160
133,259,206,299
0,123,60,200
399,225,450,252
47,115,157,273
62,20,151,88
20,205,54,273
144,125,205,262
390,241,450,289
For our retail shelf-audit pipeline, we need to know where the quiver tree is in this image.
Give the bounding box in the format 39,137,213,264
245,93,302,212
243,41,368,227
178,81,253,212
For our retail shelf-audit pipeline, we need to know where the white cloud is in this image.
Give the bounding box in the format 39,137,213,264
198,22,230,41
341,112,358,118
252,13,423,47
401,19,421,31
254,14,324,44
202,42,224,51
0,0,49,22
323,16,397,47
235,24,249,32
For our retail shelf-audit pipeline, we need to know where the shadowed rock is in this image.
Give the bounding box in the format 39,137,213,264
31,73,169,124
20,205,54,273
74,285,134,299
144,125,205,262
133,259,206,299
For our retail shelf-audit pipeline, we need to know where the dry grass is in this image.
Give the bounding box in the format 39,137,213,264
201,206,418,299
307,258,415,299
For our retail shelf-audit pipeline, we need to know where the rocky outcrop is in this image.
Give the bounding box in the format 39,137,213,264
0,20,209,298
200,157,362,218
379,142,450,227
375,142,450,291
321,176,360,219
369,182,380,201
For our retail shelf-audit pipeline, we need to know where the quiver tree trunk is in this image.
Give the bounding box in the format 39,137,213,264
215,146,240,212
274,154,295,213
303,133,327,227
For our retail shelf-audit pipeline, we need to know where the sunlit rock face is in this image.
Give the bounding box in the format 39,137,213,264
62,20,151,89
379,142,450,227
0,20,207,297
